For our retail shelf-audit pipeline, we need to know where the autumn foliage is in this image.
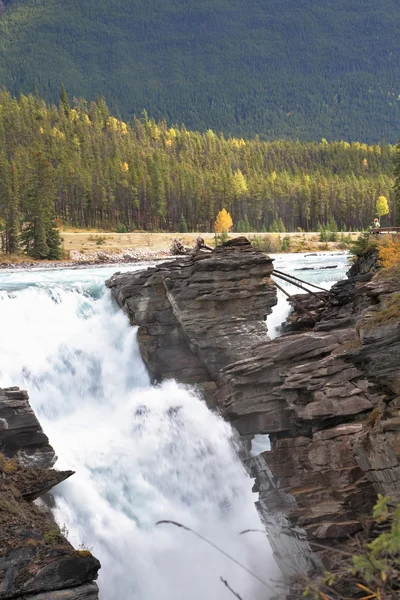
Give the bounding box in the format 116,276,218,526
378,238,400,269
376,195,389,218
214,209,233,233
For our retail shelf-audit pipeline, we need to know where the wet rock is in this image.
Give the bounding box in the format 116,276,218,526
23,583,100,600
108,244,400,581
0,388,100,600
0,387,55,468
106,237,277,387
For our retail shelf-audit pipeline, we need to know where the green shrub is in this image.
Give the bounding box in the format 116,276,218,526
281,236,291,251
349,232,377,256
178,214,188,233
303,496,400,600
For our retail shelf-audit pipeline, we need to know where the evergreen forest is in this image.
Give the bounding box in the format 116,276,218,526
0,89,398,259
0,0,400,143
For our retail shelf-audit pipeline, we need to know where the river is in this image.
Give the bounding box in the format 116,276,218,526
0,251,349,600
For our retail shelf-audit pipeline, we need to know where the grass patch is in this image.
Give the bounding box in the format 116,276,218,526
0,453,18,473
43,528,64,544
74,549,93,557
363,293,400,329
0,499,18,514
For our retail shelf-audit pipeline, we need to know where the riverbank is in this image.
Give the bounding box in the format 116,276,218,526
0,231,356,270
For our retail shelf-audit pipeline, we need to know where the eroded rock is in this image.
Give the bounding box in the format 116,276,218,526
106,237,277,388
107,242,400,582
0,388,100,600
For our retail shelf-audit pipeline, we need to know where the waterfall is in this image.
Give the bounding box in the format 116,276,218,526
0,267,278,600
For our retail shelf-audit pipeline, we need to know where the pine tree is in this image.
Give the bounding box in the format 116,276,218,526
178,214,188,233
46,216,63,259
21,150,59,259
5,161,21,254
327,216,338,241
60,84,70,117
277,218,286,233
269,219,279,233
243,216,251,232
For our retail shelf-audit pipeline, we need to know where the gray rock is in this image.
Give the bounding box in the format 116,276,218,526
0,387,100,600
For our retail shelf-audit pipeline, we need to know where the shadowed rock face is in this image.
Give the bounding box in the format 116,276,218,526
0,387,55,468
221,260,400,575
106,237,277,390
0,388,100,600
107,243,400,581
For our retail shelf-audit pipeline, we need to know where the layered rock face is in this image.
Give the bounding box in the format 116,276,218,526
0,387,55,469
0,387,100,600
107,241,400,582
106,237,277,389
222,258,400,574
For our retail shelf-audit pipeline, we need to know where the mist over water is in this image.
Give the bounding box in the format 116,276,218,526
0,264,277,600
0,254,348,599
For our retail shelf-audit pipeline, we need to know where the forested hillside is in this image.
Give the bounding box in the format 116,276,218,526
0,0,399,142
0,90,396,259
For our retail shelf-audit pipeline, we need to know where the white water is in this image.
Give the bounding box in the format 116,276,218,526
0,263,279,600
267,252,349,339
0,254,348,599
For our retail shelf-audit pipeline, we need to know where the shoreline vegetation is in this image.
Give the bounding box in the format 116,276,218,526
0,90,396,265
0,231,356,270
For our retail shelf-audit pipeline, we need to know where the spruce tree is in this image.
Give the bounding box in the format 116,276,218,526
5,161,21,254
277,218,286,233
269,219,279,233
60,83,70,117
46,216,63,259
21,150,60,259
178,214,188,233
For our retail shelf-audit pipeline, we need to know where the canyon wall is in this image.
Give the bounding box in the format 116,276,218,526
107,240,400,582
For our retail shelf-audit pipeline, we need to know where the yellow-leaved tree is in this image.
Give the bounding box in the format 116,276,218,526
376,195,389,219
214,209,233,233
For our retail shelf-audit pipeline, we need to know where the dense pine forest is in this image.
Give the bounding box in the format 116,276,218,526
0,0,400,142
0,89,397,258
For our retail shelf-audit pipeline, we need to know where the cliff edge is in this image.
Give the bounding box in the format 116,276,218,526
106,240,400,587
0,387,100,600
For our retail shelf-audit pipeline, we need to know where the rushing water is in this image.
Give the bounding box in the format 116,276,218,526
267,252,349,339
0,253,348,600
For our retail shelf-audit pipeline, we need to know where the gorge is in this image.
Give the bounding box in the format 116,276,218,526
106,239,400,590
1,241,398,599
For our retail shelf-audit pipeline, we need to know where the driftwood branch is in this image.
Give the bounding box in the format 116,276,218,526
273,268,328,292
272,279,317,323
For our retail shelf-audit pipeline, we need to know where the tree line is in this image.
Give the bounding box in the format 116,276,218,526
0,89,397,257
1,0,400,143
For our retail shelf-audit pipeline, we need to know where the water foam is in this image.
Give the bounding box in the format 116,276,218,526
0,274,277,600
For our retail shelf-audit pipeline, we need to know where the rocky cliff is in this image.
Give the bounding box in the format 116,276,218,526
106,240,400,586
106,237,277,392
0,387,100,600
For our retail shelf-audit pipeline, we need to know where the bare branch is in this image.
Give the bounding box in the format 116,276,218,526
156,520,275,591
220,577,244,600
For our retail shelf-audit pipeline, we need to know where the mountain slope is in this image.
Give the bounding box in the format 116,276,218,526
0,0,400,142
